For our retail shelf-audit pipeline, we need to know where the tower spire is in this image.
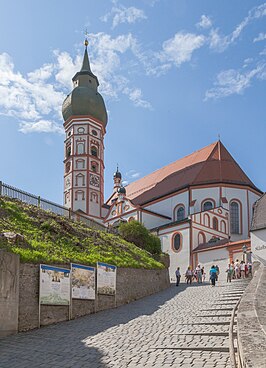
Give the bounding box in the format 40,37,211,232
80,37,92,73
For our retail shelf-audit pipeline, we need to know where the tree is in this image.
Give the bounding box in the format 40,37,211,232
119,220,161,255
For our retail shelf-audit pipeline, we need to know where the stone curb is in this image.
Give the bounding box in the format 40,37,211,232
237,264,266,368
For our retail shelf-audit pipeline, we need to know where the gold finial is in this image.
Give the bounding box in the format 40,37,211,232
84,28,89,47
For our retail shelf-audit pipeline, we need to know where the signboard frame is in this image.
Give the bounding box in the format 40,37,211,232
71,263,96,301
97,262,117,297
39,264,71,327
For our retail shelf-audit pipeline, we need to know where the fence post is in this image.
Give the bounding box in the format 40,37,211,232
0,181,2,196
69,208,71,220
38,196,41,207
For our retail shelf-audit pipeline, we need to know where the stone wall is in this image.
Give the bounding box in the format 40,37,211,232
237,263,266,367
0,250,20,337
18,263,170,332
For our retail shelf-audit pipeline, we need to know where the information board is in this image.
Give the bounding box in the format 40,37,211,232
97,262,117,295
71,263,96,300
39,265,70,305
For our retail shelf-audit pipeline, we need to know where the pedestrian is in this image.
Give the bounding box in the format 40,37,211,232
215,265,220,281
226,264,234,283
240,261,245,278
235,259,240,279
201,266,206,282
175,267,181,286
195,264,203,283
185,266,193,285
248,262,252,277
210,265,217,286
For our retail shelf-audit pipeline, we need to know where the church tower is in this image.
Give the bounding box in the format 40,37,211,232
62,38,108,221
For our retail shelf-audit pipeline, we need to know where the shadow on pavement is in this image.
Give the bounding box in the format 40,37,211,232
0,282,209,368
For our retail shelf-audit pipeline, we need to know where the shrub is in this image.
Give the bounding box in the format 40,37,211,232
119,220,161,255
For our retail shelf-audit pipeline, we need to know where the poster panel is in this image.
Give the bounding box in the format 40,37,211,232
97,262,117,295
71,263,96,300
39,265,70,305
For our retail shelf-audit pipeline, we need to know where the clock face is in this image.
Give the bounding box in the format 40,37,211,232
89,174,100,187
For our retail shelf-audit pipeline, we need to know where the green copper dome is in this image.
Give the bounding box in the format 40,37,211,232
62,46,108,126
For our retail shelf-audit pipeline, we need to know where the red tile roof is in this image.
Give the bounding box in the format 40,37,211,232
125,141,261,205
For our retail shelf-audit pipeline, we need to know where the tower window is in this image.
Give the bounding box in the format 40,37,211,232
91,161,98,172
91,146,98,157
92,129,97,136
66,146,71,157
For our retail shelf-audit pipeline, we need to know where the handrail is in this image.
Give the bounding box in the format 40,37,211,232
0,180,106,231
229,298,241,368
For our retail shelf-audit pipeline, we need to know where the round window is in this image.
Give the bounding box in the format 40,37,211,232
92,129,97,136
173,233,182,252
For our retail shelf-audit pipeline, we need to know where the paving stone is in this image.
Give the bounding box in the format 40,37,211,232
0,279,249,367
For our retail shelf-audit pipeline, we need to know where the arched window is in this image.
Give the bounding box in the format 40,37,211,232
76,159,85,169
172,233,182,252
221,220,226,233
90,192,99,203
75,173,85,187
66,146,71,158
65,162,71,173
204,213,210,227
213,217,218,231
230,201,240,234
91,146,98,157
198,232,206,245
75,190,85,201
91,161,98,173
203,200,214,211
77,142,85,155
176,206,185,221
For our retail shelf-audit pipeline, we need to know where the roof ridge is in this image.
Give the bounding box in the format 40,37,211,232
126,141,218,189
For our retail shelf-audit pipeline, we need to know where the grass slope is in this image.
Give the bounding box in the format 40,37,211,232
0,197,164,269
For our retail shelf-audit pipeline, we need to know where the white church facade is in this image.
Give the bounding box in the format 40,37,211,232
62,40,262,280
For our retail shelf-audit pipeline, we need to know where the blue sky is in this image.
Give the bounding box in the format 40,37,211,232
0,0,265,203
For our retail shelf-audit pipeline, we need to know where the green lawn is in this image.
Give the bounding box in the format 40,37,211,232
0,197,164,269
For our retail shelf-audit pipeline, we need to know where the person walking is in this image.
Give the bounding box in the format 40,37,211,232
195,264,203,283
201,266,206,282
210,265,217,286
226,264,234,283
175,267,181,286
215,265,220,282
240,261,245,278
185,266,193,285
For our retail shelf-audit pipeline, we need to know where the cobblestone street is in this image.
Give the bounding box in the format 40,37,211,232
0,279,248,368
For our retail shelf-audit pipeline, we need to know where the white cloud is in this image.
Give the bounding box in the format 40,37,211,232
205,62,266,100
123,87,152,109
197,15,212,29
0,32,153,134
19,120,64,134
209,3,266,52
123,170,141,185
159,32,205,67
101,5,147,29
254,32,266,42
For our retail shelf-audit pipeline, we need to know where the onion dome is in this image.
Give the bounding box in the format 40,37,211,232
118,186,126,195
113,165,122,179
62,39,108,126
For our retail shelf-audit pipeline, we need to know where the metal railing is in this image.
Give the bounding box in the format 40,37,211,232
0,181,106,231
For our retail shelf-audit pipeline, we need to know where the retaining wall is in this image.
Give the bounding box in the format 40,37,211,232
18,262,170,332
237,263,266,368
0,251,20,337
